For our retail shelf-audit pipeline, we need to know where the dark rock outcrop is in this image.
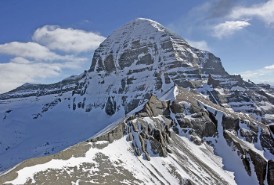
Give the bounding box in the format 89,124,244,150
105,96,117,115
207,74,220,88
222,114,240,131
224,130,268,185
249,150,267,185
104,54,116,73
89,122,125,143
138,95,170,117
268,160,274,185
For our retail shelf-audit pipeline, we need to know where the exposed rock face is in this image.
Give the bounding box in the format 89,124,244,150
104,54,116,73
222,114,240,131
268,160,274,185
257,90,274,104
105,96,117,115
79,89,274,185
222,117,274,185
224,130,268,185
207,73,220,88
138,95,170,117
201,53,228,76
260,128,274,154
90,122,124,143
249,150,267,185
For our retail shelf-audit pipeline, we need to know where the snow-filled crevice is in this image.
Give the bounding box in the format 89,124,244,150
202,104,260,185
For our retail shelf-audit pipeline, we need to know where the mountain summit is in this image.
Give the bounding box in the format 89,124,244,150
0,18,274,185
90,17,227,75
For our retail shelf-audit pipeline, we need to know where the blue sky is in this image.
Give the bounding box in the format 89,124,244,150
0,0,274,93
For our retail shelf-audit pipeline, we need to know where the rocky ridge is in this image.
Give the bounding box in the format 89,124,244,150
1,87,273,185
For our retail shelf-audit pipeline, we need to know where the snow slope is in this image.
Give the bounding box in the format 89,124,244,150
0,92,125,172
3,136,235,185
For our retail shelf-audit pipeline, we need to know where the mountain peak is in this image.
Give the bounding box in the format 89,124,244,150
89,18,189,73
105,17,174,45
89,18,227,78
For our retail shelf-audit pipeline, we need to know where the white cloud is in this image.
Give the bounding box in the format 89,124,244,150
0,57,87,93
0,25,104,93
186,40,210,51
230,0,274,25
33,25,105,53
0,41,88,64
0,42,60,60
212,20,250,39
240,64,274,85
265,64,274,70
0,58,60,93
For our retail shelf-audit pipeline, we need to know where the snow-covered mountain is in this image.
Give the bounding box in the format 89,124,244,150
0,18,274,185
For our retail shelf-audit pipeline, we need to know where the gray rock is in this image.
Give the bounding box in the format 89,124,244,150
105,96,116,115
267,160,274,185
201,53,228,76
176,112,217,138
239,128,257,143
104,54,116,73
170,101,184,113
91,122,124,143
260,128,274,155
207,74,220,88
249,150,267,185
142,95,170,117
224,131,267,185
144,152,151,161
127,133,133,141
136,53,153,65
222,114,240,131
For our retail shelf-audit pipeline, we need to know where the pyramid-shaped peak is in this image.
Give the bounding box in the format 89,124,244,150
89,18,192,73
107,18,178,42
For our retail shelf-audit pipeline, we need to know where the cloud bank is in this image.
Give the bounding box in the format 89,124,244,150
212,20,250,39
230,0,274,25
0,26,105,93
0,42,59,60
241,64,274,85
33,26,105,53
